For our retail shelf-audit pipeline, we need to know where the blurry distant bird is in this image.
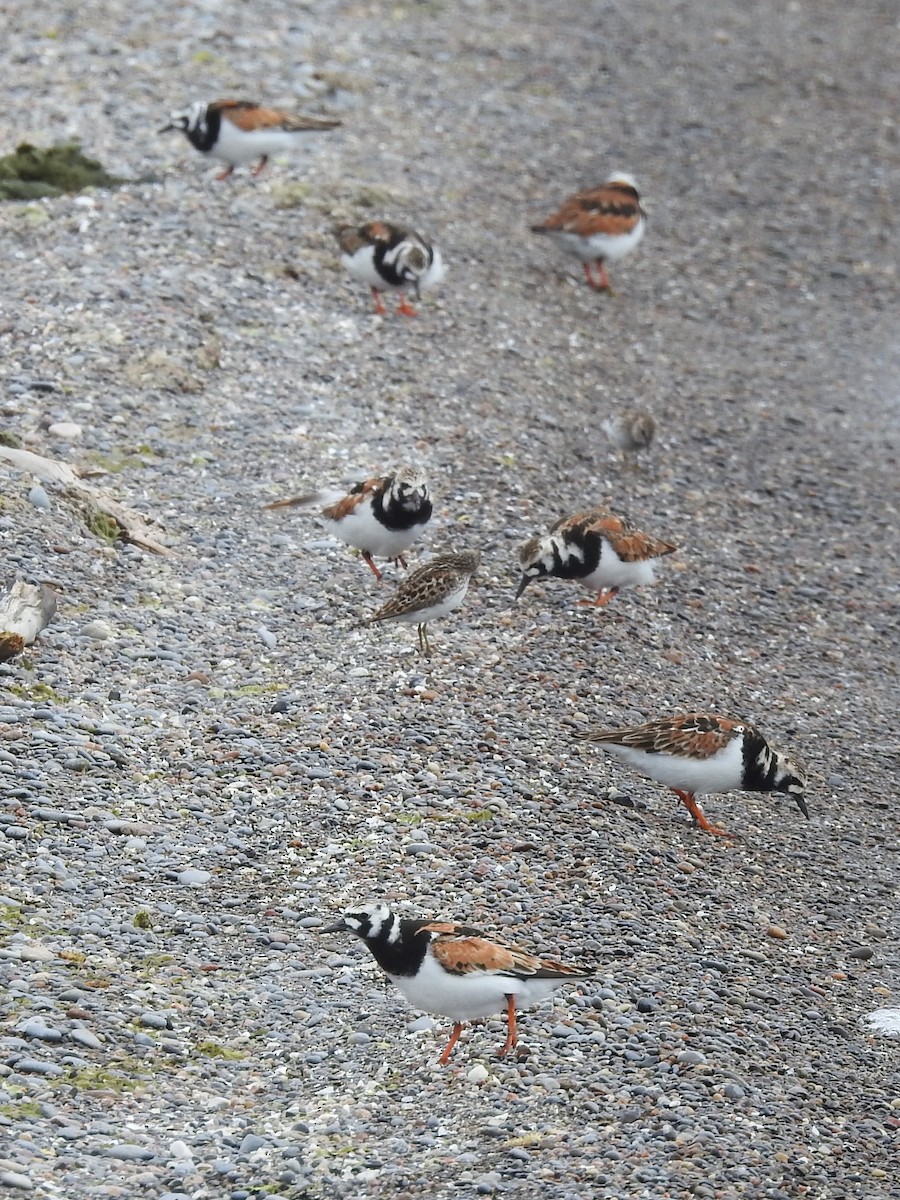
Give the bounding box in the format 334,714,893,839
531,172,645,293
602,409,657,467
335,221,445,316
160,99,341,179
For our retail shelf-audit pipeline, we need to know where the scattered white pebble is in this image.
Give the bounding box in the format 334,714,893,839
466,1063,490,1083
407,1015,436,1033
47,421,82,440
177,868,212,886
868,1008,900,1035
257,625,277,649
80,620,111,640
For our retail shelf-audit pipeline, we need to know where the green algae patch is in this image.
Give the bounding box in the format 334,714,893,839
84,507,122,544
195,1040,246,1060
0,142,127,200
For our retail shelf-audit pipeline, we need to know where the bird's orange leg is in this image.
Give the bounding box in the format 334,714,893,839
498,994,518,1057
251,155,269,177
396,297,419,318
673,789,732,838
370,288,387,315
577,587,620,608
361,551,383,580
582,262,600,290
596,262,613,292
214,165,235,181
438,1022,464,1065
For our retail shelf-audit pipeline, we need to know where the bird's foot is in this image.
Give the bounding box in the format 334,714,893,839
577,588,619,608
674,790,733,838
370,288,387,316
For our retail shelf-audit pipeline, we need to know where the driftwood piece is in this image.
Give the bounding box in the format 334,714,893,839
0,445,171,556
0,580,58,661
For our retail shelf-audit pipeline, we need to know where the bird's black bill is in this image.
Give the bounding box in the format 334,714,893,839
514,575,531,600
158,123,175,134
321,918,347,934
794,794,810,819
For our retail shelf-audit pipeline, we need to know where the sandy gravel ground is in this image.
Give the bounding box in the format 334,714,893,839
1,1,899,1197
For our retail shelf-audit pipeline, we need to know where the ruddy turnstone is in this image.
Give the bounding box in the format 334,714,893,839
334,221,445,316
602,409,657,467
325,902,592,1064
367,549,479,655
516,507,675,608
159,99,341,180
263,466,431,580
530,172,645,292
575,712,808,837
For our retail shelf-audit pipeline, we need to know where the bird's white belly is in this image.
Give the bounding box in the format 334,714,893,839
341,247,392,289
324,506,420,558
580,539,655,591
389,580,470,625
605,737,744,794
548,219,644,263
341,246,445,293
389,956,566,1022
211,122,302,165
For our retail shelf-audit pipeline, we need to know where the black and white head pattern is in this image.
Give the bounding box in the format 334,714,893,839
161,101,217,152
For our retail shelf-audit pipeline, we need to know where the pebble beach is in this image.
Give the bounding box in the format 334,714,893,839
1,1,899,1197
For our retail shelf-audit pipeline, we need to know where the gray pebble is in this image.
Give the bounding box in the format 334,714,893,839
239,1133,268,1154
27,486,51,511
80,621,112,640
20,1019,63,1041
15,1059,63,1076
407,1015,436,1032
177,868,212,886
677,1050,706,1065
0,1171,33,1191
103,1144,156,1161
139,1012,170,1029
70,1028,103,1050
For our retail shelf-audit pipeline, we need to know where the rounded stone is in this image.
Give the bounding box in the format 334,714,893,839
177,868,212,886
